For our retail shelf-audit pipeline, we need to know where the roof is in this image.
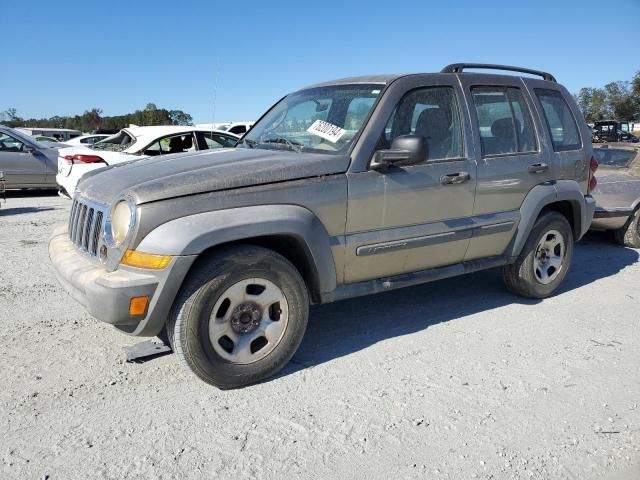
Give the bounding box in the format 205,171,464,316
123,125,229,139
299,64,559,91
301,74,404,90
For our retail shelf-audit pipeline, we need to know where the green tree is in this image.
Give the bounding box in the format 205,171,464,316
169,110,193,126
604,81,636,120
83,108,103,131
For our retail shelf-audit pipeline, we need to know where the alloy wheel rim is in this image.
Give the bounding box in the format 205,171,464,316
533,229,565,285
208,278,289,364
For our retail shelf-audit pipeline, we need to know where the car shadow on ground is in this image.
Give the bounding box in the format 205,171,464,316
3,188,59,198
275,235,639,380
0,206,58,216
0,190,61,216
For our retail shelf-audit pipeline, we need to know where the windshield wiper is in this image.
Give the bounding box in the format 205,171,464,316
259,137,302,153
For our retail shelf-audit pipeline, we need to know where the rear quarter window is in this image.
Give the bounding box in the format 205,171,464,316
535,89,581,152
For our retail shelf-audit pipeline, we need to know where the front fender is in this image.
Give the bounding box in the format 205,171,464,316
136,204,338,294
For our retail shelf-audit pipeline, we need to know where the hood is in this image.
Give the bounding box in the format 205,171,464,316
77,147,349,204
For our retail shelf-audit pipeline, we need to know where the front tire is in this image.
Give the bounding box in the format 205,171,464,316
166,245,309,389
613,209,640,248
503,212,574,299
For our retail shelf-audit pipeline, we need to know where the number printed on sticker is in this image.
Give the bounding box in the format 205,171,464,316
307,119,346,144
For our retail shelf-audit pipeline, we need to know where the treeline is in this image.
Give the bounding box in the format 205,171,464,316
575,71,640,123
0,103,193,132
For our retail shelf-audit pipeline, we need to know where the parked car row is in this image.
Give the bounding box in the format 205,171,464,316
56,125,239,196
49,63,610,389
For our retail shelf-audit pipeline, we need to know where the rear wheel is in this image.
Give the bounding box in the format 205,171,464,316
166,245,309,389
503,212,574,298
613,208,640,248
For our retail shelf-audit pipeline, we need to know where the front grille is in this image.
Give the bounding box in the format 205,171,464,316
68,197,106,257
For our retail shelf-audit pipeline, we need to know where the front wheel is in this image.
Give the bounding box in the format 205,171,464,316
503,212,574,299
166,245,309,389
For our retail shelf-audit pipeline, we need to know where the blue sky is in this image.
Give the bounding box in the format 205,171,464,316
3,0,638,123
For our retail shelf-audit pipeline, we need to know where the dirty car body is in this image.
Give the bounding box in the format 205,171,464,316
50,64,597,388
591,143,640,246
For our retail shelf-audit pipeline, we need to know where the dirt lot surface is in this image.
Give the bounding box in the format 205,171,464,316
1,192,639,479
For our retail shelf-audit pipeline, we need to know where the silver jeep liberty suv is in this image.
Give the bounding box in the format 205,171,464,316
50,64,597,388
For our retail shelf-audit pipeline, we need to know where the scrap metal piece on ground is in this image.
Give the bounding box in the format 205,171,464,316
124,340,172,363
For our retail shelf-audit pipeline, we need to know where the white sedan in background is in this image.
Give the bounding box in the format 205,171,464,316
56,125,239,197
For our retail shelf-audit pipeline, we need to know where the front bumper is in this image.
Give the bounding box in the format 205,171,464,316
49,224,196,336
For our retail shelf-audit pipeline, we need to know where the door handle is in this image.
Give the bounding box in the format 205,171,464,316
440,172,471,185
528,163,549,174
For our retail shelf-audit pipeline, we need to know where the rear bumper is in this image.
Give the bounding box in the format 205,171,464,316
49,224,196,336
580,195,597,239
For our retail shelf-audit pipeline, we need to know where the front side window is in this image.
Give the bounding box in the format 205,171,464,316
241,84,381,154
535,89,581,152
383,86,464,161
0,133,25,152
471,87,538,156
198,131,238,149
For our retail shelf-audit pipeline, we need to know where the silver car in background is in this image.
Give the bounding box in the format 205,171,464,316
0,125,62,189
591,143,640,247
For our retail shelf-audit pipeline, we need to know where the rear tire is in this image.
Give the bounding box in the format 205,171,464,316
503,212,574,299
165,245,309,389
613,209,640,248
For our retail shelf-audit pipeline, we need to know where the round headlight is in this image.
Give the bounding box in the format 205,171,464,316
110,200,132,245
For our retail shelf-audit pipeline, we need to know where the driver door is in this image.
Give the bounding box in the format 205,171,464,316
344,81,477,283
0,133,46,187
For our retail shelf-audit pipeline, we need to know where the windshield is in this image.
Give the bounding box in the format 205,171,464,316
593,148,637,168
91,130,135,152
4,128,51,149
241,84,382,154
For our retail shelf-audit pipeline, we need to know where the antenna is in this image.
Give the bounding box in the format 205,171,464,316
211,55,220,136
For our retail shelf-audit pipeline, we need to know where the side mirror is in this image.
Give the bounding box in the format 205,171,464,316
371,135,427,171
23,145,35,154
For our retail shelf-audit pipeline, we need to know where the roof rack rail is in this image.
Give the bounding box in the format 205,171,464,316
441,63,556,83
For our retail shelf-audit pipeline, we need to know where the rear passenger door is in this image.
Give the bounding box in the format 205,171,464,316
461,77,550,260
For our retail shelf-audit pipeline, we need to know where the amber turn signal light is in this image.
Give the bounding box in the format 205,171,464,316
129,296,149,316
121,250,172,269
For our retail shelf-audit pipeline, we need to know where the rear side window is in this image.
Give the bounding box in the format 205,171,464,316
535,89,581,152
471,87,537,156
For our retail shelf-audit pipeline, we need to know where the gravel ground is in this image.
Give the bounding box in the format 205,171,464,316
1,191,639,480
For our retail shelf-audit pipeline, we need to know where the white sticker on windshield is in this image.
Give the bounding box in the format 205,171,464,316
307,119,346,144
